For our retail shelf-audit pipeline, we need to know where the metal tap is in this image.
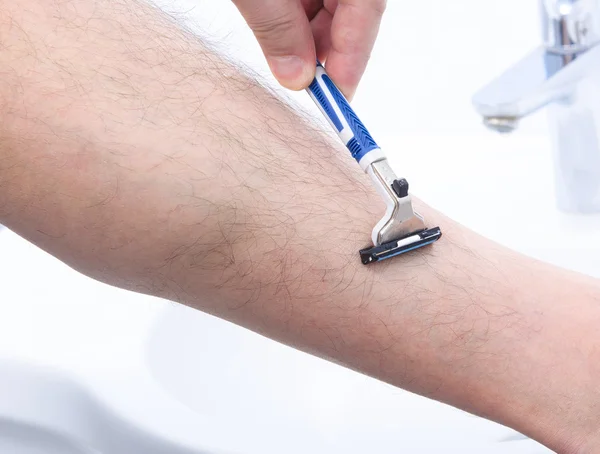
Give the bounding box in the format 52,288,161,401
473,0,600,213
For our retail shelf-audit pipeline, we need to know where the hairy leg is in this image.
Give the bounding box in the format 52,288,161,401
0,1,599,452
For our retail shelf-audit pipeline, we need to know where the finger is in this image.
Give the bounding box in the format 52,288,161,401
310,7,333,62
232,0,316,90
325,0,386,99
301,0,323,20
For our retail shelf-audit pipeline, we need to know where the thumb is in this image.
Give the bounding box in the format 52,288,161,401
233,0,316,90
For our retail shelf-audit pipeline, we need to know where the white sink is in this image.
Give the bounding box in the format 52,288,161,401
0,229,226,454
0,421,96,454
0,358,228,454
0,361,104,454
1,134,598,453
145,305,551,454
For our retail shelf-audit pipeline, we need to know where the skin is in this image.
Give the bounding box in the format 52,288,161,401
0,0,600,452
232,0,386,98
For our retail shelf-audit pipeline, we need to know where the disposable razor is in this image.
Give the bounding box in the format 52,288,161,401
306,62,442,265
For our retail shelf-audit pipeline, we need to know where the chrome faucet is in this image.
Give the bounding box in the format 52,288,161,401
473,0,600,213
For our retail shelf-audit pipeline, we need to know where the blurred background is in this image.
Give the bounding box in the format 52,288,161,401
153,0,544,136
1,1,595,453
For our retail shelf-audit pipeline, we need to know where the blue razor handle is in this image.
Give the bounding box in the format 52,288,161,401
306,62,443,264
306,62,380,167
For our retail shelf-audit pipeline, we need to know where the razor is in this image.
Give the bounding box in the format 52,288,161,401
306,62,442,265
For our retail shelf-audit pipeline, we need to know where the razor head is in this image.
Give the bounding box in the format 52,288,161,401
367,160,427,246
359,227,442,265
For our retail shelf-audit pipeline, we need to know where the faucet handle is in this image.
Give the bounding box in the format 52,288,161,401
542,0,600,53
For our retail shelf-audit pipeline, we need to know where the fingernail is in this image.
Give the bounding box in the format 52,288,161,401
268,56,312,90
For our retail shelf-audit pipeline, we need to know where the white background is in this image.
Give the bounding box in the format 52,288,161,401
153,0,545,136
2,1,595,453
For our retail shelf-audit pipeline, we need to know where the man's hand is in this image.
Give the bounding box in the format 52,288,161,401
233,0,386,99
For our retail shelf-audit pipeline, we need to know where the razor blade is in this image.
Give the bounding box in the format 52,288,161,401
306,62,441,264
359,227,442,265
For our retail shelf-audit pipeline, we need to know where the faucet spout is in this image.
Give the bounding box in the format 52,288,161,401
472,0,600,213
473,45,600,132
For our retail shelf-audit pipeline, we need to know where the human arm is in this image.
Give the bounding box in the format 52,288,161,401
0,1,599,452
232,0,385,98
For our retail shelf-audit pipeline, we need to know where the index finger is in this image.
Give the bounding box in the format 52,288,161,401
325,0,386,100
